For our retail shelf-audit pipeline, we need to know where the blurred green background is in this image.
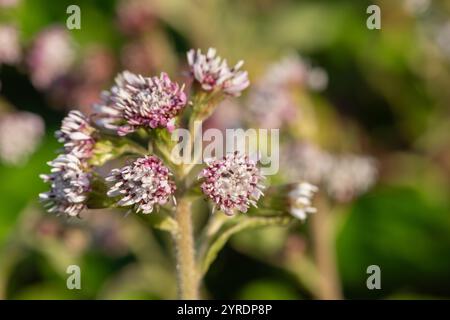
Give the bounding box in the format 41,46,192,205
0,0,449,299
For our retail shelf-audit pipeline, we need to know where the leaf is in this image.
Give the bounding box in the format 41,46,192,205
142,212,179,234
200,215,293,275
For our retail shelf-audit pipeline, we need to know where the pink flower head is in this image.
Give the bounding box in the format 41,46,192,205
199,152,264,215
27,26,75,89
93,71,186,136
106,155,176,214
55,110,96,160
39,153,91,217
187,48,250,97
0,111,44,165
0,24,21,65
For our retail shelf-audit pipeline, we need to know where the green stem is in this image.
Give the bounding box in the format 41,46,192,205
311,195,342,300
173,197,199,299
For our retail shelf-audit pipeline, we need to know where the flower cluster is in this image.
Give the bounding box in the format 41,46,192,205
0,111,44,165
40,110,96,216
39,154,91,216
106,155,176,214
94,71,187,135
325,155,377,203
288,182,318,221
187,48,249,97
27,26,75,89
282,143,377,203
0,24,21,65
55,110,96,160
247,54,327,128
199,152,265,215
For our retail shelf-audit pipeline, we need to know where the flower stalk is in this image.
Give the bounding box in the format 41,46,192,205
173,197,199,299
310,195,342,300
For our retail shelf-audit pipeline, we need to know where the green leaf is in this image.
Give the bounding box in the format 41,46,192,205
141,212,179,234
200,215,293,275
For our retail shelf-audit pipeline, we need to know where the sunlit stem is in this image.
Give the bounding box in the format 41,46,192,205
311,195,343,300
173,197,200,299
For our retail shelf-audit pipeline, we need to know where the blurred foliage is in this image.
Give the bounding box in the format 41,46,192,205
0,0,449,299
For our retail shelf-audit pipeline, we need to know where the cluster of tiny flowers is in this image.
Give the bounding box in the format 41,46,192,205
0,24,21,65
39,154,91,217
281,143,377,203
199,152,265,215
40,110,95,216
246,54,328,128
94,71,186,135
325,155,377,203
27,26,75,89
55,110,96,160
287,182,318,221
106,155,176,214
247,86,298,129
187,48,249,97
281,143,332,185
261,54,328,91
116,0,155,35
0,111,44,165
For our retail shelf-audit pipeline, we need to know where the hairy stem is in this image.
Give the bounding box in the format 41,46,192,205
311,196,342,300
173,197,199,299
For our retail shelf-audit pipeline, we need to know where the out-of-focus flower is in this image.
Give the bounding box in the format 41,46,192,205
106,155,176,214
80,46,115,85
0,24,21,65
121,40,155,74
199,152,265,215
27,26,75,89
203,98,243,131
281,143,332,184
55,110,96,160
261,54,328,91
435,22,450,59
403,0,430,15
0,0,19,7
49,46,115,110
281,143,377,202
325,155,377,203
39,153,91,217
262,54,307,88
287,182,318,221
93,71,187,135
247,87,298,129
306,66,328,92
0,111,44,165
187,48,250,97
116,0,156,35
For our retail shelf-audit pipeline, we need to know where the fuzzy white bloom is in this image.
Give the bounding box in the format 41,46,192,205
55,110,95,160
261,54,328,91
325,155,377,203
0,24,21,65
187,48,250,96
288,182,318,221
106,155,176,214
281,143,333,185
247,86,297,129
39,153,91,216
199,152,265,215
27,26,75,89
0,111,44,165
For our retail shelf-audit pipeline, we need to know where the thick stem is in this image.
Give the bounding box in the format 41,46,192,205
173,197,200,299
311,196,343,300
